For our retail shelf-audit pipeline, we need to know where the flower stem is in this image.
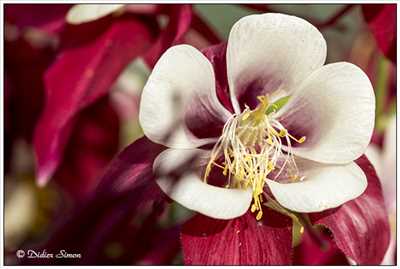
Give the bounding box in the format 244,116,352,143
298,214,328,250
317,4,356,29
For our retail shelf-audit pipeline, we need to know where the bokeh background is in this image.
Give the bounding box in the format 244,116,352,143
4,3,396,265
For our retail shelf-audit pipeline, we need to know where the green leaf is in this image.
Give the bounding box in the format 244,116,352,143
266,95,290,115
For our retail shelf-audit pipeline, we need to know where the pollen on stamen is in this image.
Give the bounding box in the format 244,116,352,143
256,211,263,221
203,94,306,220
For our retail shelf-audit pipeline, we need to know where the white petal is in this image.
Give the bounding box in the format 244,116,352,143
66,4,125,24
227,13,326,113
266,160,367,212
154,148,252,219
139,45,231,148
277,62,375,164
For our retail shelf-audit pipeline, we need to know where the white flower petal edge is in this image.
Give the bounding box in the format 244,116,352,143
276,62,375,164
66,4,125,24
157,174,253,219
227,13,327,113
154,148,253,219
266,160,367,212
139,45,231,149
365,145,382,178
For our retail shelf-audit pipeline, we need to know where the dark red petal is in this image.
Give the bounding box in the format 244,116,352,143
202,43,233,113
93,137,163,197
33,16,152,186
181,209,292,265
144,4,192,68
362,4,397,63
52,97,120,200
293,228,349,265
309,155,391,265
183,43,233,140
5,4,70,34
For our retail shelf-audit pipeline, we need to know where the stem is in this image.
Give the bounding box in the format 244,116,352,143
191,13,222,45
298,214,328,250
317,4,356,29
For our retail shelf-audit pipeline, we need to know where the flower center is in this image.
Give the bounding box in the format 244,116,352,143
203,95,306,220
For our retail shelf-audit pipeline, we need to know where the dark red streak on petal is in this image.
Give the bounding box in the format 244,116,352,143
181,208,292,265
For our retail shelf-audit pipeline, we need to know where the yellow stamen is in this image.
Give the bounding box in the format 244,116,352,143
267,161,275,171
203,95,305,220
256,211,263,221
287,133,306,144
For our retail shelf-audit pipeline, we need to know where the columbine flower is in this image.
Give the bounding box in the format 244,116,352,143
139,13,375,220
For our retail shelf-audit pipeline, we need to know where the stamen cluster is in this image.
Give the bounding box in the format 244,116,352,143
204,96,306,220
